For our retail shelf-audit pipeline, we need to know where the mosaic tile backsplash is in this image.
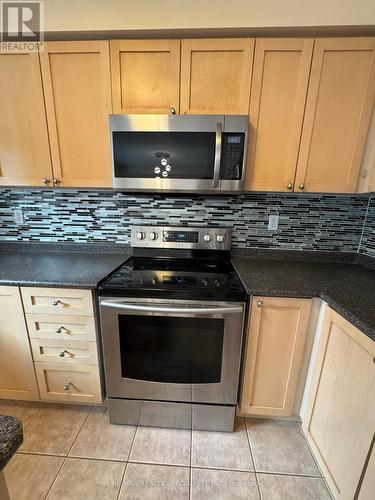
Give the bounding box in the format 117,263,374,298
359,196,375,258
0,189,369,252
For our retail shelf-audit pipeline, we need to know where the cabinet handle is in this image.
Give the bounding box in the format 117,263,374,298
299,183,305,190
63,382,72,391
52,300,61,306
56,326,68,334
42,177,51,185
287,183,293,190
58,350,69,358
256,300,262,308
53,178,60,186
170,107,176,115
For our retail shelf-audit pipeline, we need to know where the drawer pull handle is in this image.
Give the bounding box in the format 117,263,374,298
63,382,72,391
58,350,71,358
56,326,68,334
52,300,61,306
256,300,263,308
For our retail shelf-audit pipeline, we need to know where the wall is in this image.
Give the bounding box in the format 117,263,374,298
359,196,375,258
43,0,375,32
0,189,368,252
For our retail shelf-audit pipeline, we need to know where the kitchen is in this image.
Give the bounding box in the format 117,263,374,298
0,1,375,499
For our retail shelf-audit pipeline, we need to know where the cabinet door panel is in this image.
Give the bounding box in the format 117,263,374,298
0,53,52,186
240,297,311,416
245,38,313,191
302,307,375,498
0,286,39,400
296,37,375,193
110,39,180,114
181,38,254,114
40,41,112,187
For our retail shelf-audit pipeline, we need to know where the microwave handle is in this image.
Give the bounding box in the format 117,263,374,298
213,122,223,188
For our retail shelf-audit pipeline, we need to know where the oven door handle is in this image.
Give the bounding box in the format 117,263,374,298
213,122,223,188
100,301,242,315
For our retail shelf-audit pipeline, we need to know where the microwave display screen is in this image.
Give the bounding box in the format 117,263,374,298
113,131,216,179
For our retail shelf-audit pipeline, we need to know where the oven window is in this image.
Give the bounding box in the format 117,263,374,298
112,131,215,179
118,315,224,384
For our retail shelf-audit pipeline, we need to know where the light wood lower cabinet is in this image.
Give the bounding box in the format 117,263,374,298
35,362,102,404
21,287,94,316
240,296,312,417
302,307,375,499
25,314,96,341
0,286,39,400
30,339,98,365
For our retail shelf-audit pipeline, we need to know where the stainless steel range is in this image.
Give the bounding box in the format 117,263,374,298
99,226,246,431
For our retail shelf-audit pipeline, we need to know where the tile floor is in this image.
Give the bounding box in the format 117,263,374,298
1,400,332,500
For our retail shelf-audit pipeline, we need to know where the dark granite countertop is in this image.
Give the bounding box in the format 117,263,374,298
231,249,375,342
0,416,22,471
0,242,131,289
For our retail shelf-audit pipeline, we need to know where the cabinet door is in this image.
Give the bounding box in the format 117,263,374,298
240,297,311,417
0,53,52,186
0,286,39,400
245,38,313,191
40,41,112,187
302,307,375,499
181,38,254,114
110,39,180,114
295,37,375,193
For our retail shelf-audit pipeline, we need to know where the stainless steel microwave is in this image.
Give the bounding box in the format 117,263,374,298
109,114,248,193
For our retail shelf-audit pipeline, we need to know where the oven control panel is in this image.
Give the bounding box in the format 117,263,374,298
131,225,232,250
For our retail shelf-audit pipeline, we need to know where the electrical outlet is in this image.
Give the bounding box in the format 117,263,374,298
14,209,24,225
268,214,279,231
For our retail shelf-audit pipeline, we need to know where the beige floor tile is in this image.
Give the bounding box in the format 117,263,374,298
246,419,320,475
69,406,136,461
191,468,260,500
258,473,331,499
4,453,63,500
129,426,191,466
0,399,41,428
119,463,189,500
21,404,90,456
192,418,254,471
46,457,125,500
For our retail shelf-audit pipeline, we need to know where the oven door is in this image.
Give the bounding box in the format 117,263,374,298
100,298,244,405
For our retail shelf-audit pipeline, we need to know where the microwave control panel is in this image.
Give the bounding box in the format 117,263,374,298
220,133,245,180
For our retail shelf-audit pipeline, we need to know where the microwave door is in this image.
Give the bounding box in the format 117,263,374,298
112,131,217,181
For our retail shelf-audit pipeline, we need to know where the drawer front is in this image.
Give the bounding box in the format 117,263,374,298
26,314,96,341
35,362,102,404
21,287,94,316
31,339,98,365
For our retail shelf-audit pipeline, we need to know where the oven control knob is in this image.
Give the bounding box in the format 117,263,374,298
201,278,209,286
203,234,211,242
136,231,146,240
216,234,226,243
154,166,161,174
161,159,168,166
149,231,158,241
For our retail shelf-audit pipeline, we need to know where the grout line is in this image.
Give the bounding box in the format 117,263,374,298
42,455,67,499
126,421,139,463
297,421,324,478
189,425,192,499
116,462,128,500
65,405,93,458
357,197,370,254
244,418,262,499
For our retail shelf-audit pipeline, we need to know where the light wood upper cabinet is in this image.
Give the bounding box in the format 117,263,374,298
245,38,313,191
181,38,254,114
110,40,180,114
302,307,375,499
0,286,39,400
240,296,311,417
0,53,52,186
40,41,112,187
295,37,375,193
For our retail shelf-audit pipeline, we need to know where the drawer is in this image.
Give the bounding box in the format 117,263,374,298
26,314,96,341
35,362,102,404
21,287,94,316
31,339,98,365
